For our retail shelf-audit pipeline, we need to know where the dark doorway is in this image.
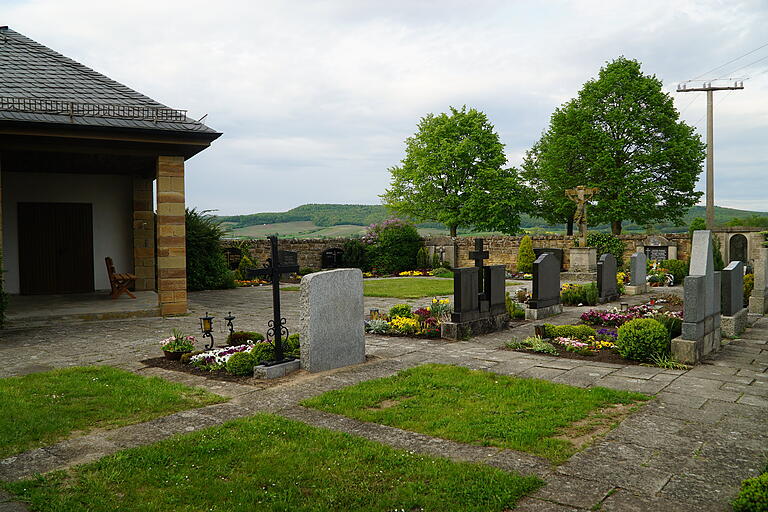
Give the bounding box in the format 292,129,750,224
729,234,748,264
18,202,94,294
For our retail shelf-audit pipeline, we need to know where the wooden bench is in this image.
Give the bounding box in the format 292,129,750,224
105,257,137,299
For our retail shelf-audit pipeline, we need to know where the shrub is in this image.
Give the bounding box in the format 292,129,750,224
712,235,724,271
366,319,390,334
186,208,236,291
364,219,422,274
390,316,420,335
250,342,275,365
731,472,768,512
542,324,596,341
180,350,204,365
744,274,754,307
389,303,413,318
299,267,315,276
236,253,255,280
285,333,301,357
416,247,430,268
688,217,706,235
505,292,525,319
586,232,625,267
226,351,255,376
560,282,598,306
661,259,689,286
652,314,682,339
507,336,558,355
431,252,441,269
616,318,670,362
227,331,265,346
517,235,536,273
342,239,366,269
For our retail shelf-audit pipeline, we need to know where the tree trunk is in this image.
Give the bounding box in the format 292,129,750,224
611,221,622,235
450,224,457,237
566,218,574,236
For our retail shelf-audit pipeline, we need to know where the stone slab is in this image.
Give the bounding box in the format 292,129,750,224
254,359,301,379
721,308,748,338
299,268,365,372
624,284,648,296
629,251,647,287
525,303,563,320
569,247,597,271
441,311,509,340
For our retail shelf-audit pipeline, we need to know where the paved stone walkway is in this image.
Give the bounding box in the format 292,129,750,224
0,286,766,511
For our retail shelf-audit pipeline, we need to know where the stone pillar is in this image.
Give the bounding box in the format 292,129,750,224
132,176,155,291
156,156,187,315
749,247,768,315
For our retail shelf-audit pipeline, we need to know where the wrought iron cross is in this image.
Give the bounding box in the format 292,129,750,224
248,235,299,362
468,238,489,296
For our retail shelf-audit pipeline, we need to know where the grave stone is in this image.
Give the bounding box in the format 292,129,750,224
671,230,722,364
625,251,648,295
450,267,480,323
533,248,564,271
641,234,677,261
749,247,768,315
320,248,344,269
597,253,620,303
299,268,365,372
279,250,298,277
525,253,562,320
721,261,747,337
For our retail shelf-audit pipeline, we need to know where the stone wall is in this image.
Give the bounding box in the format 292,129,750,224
225,233,698,272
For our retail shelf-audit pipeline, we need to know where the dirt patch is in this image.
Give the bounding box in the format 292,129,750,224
553,402,639,450
367,397,410,410
502,345,643,365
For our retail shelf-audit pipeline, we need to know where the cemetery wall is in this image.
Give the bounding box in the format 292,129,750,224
226,233,694,271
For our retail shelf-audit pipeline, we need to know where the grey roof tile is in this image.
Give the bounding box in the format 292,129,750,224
0,27,218,135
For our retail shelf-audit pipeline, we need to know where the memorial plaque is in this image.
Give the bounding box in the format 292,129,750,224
644,246,668,262
321,248,344,269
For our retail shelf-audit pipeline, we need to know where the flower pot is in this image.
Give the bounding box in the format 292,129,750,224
163,350,189,360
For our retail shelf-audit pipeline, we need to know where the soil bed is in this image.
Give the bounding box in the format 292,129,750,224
504,345,642,366
141,356,259,384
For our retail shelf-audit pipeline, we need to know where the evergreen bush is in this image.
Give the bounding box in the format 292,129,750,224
389,304,413,318
653,314,682,339
364,220,422,274
586,232,625,267
186,208,236,291
731,471,768,512
250,343,275,365
712,235,724,271
688,217,706,235
416,247,430,268
236,253,254,280
744,274,754,308
661,259,689,286
560,282,599,306
616,318,670,362
225,351,255,376
542,324,597,341
517,235,536,273
227,331,265,346
431,252,441,269
342,239,366,269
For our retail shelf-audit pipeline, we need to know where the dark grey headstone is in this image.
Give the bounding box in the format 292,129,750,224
629,252,647,286
644,246,668,261
451,267,480,322
485,265,506,315
529,253,560,309
320,248,344,269
533,248,564,271
597,253,619,302
690,230,717,316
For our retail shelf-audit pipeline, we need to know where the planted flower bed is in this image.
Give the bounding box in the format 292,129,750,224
365,299,451,338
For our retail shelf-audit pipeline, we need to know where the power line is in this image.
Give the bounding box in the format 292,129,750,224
715,53,768,79
688,40,768,81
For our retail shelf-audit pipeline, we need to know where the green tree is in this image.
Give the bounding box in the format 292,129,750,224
524,57,705,234
382,106,527,237
516,235,536,273
185,208,236,291
688,217,707,235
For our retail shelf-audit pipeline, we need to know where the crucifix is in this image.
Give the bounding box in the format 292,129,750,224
468,238,489,298
248,235,299,362
565,186,599,247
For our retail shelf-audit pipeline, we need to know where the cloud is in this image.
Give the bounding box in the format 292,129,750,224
4,0,767,214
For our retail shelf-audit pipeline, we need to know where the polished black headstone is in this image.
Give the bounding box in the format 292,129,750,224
321,248,344,268
485,265,507,315
597,253,619,302
721,261,744,316
451,267,480,322
529,253,560,309
533,248,564,271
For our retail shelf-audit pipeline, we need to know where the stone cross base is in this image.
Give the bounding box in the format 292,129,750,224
441,312,509,340
598,293,620,304
569,247,597,271
672,313,722,364
748,293,767,315
721,308,748,338
525,303,563,321
254,359,301,379
624,284,648,296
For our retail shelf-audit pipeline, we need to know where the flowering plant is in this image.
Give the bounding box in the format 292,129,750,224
390,316,420,335
160,328,195,353
399,270,429,276
429,298,452,320
190,344,253,371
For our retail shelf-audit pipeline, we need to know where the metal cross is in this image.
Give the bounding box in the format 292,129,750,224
248,235,299,362
468,238,489,296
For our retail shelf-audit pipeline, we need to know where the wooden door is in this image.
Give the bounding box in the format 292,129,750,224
18,203,94,295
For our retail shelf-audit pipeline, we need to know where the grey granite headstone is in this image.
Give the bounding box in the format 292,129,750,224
597,253,619,303
672,230,722,364
299,268,365,372
721,261,747,337
525,253,562,320
629,252,647,286
749,247,768,315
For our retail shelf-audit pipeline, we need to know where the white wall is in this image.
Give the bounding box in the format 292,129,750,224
2,171,134,294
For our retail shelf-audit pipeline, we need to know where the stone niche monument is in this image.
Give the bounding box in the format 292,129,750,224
639,235,678,261
721,261,747,337
525,253,563,320
442,240,507,339
597,253,620,303
671,230,722,364
749,247,768,315
624,251,648,295
299,268,366,372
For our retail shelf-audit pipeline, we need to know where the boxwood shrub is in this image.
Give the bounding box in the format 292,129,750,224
543,324,596,341
225,351,255,376
660,259,689,286
616,318,670,362
731,471,768,512
227,331,265,346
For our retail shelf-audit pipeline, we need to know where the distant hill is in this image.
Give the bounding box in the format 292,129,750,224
215,204,768,239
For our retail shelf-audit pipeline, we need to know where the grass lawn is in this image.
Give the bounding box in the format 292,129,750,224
4,413,543,512
302,364,649,464
283,277,455,298
0,366,225,459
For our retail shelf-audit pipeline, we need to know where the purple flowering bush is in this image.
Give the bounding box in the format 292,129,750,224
190,344,253,371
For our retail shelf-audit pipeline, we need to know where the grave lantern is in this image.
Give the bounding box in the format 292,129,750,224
620,302,629,311
369,308,379,319
224,312,236,335
200,312,215,349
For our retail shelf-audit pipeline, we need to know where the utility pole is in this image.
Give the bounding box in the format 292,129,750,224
677,80,744,229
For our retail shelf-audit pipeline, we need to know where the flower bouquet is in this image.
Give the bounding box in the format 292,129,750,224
160,328,196,360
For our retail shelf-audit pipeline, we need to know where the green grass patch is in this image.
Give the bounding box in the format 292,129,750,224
363,278,454,298
301,364,648,464
281,286,300,291
0,366,226,458
4,413,542,511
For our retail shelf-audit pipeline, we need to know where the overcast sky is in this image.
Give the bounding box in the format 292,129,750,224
4,0,768,214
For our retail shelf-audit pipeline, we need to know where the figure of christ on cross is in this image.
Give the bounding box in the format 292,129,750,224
248,235,299,362
565,186,599,247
